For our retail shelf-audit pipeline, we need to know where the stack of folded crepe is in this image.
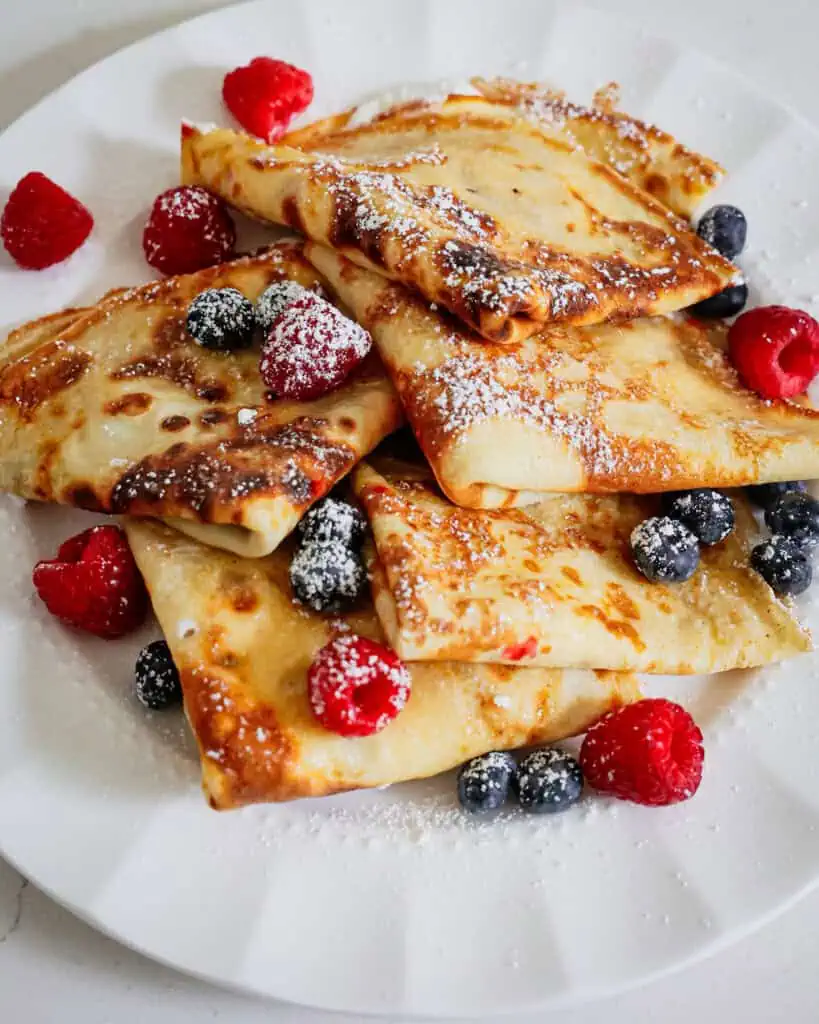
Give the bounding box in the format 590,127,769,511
3,79,817,809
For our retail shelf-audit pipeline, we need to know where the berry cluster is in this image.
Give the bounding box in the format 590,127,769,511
630,488,735,584
690,205,819,401
747,483,818,596
458,747,583,816
689,203,748,319
289,497,368,612
185,280,372,401
457,697,705,814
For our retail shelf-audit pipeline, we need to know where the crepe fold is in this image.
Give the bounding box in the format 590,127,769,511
307,243,819,507
125,518,639,809
352,460,811,674
180,94,735,344
0,241,402,557
468,77,723,219
293,77,722,219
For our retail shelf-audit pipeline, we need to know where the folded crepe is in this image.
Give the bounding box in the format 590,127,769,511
353,459,811,674
0,241,402,557
308,243,819,507
469,77,723,219
180,95,735,344
125,518,639,809
300,77,722,220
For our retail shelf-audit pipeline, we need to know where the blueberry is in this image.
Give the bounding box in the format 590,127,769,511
135,640,182,710
751,535,812,596
746,480,807,510
514,748,583,815
630,516,700,583
765,491,819,550
696,204,748,260
457,751,517,814
662,489,735,545
298,498,367,549
688,281,748,319
185,287,256,350
290,541,367,612
256,280,309,334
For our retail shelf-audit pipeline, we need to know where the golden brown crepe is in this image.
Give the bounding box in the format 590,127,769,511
180,97,736,344
307,243,819,507
353,460,812,674
469,77,723,218
294,78,723,220
125,518,640,809
0,241,402,557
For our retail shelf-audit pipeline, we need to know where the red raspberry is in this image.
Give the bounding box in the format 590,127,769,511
222,57,314,142
260,293,372,400
142,185,235,276
307,635,411,737
579,698,704,806
728,305,819,400
32,525,148,639
1,171,93,270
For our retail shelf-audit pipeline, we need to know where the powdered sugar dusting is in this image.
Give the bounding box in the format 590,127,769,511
260,292,372,399
439,239,598,319
256,280,310,332
417,347,616,476
237,407,258,426
309,634,411,734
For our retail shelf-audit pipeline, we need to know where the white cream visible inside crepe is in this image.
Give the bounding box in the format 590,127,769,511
353,459,811,674
125,518,640,809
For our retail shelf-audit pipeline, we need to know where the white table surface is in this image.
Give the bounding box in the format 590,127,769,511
3,1,819,1021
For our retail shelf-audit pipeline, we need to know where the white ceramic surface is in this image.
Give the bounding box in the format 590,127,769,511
2,0,819,1017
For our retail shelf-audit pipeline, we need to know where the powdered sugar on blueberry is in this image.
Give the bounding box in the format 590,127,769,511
256,279,310,333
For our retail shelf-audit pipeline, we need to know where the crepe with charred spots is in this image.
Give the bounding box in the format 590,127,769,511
353,459,811,675
180,89,736,345
307,243,819,507
125,516,640,809
0,241,402,557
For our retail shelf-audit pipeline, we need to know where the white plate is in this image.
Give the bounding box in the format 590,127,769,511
2,0,819,1016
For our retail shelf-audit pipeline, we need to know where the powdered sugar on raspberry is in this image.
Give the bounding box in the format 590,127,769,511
142,185,235,275
260,293,372,400
156,187,214,222
308,634,411,736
